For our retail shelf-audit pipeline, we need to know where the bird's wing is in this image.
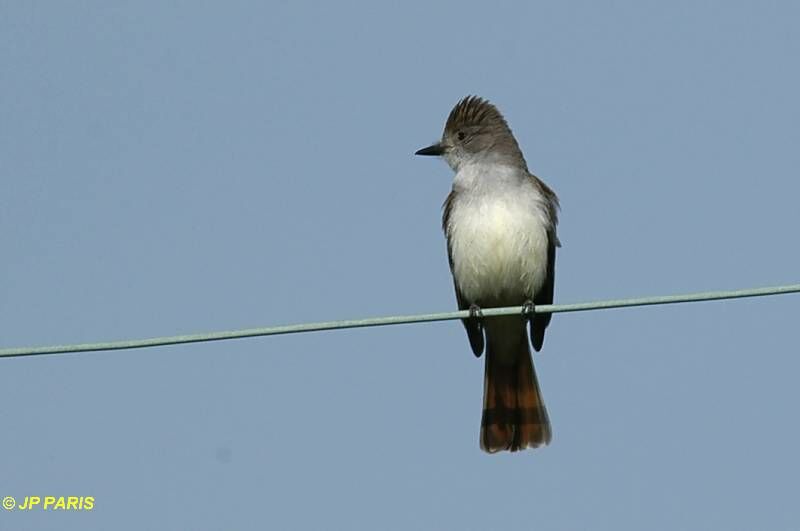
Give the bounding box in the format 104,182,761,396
443,190,485,356
530,173,560,352
531,238,556,352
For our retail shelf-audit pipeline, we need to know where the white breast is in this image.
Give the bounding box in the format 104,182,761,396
446,164,550,304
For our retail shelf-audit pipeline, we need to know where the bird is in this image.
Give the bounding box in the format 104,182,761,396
415,96,560,452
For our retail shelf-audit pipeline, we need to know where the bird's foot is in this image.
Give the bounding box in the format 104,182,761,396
522,299,535,321
469,303,484,321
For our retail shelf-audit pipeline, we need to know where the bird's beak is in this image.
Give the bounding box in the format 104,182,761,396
415,142,445,156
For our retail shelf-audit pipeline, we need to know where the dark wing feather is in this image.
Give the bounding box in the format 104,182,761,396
529,173,560,352
454,279,485,356
531,238,556,351
443,190,485,357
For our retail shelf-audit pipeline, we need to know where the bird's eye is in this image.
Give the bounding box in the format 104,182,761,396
457,131,466,141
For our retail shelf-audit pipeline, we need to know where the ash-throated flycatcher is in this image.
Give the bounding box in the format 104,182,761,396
416,96,560,452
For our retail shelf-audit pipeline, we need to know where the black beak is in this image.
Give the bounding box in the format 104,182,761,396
415,143,444,156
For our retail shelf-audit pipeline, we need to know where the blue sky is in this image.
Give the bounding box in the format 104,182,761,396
2,2,800,530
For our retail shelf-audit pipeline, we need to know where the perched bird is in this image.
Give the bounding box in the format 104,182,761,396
416,96,560,452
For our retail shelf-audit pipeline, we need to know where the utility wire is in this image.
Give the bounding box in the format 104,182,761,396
1,283,799,359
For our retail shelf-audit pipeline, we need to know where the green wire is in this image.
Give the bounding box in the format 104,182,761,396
2,283,799,358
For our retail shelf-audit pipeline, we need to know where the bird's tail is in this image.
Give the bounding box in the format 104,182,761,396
480,334,551,452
